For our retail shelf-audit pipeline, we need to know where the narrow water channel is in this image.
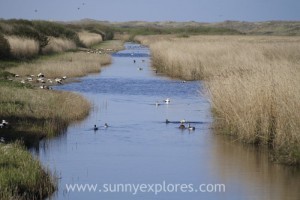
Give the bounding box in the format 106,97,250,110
35,43,300,200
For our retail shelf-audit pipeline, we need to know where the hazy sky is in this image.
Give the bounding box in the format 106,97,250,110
0,0,299,22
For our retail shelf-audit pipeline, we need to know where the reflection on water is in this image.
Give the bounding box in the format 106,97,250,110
211,134,300,200
34,43,300,200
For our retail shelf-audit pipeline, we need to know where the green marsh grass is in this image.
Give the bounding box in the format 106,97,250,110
0,142,56,200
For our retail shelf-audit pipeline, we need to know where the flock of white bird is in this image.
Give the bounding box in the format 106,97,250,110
12,72,68,89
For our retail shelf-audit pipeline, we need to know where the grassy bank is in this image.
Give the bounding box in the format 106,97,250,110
0,41,116,199
0,142,56,200
137,35,300,165
7,51,111,78
0,19,120,199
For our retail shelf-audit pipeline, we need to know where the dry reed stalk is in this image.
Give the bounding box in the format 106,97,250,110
42,37,76,54
139,35,300,164
78,31,103,47
5,35,39,58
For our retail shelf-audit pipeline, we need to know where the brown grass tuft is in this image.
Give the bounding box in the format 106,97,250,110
5,36,39,59
42,37,76,54
78,31,103,47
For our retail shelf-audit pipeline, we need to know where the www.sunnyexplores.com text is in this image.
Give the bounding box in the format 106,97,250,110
65,181,226,195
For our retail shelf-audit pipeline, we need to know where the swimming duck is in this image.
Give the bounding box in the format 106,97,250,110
104,123,109,128
164,98,170,104
165,119,170,124
188,123,195,130
179,122,186,129
93,125,98,131
155,101,161,107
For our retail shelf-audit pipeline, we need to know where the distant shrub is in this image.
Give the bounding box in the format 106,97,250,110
33,21,82,46
104,31,114,40
0,34,11,59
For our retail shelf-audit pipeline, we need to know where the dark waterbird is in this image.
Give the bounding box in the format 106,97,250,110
188,123,196,131
93,125,98,131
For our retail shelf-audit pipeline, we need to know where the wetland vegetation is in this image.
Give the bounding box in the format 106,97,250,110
1,18,300,199
136,35,300,165
0,19,117,199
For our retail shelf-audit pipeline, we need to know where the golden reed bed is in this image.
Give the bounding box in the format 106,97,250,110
136,35,300,165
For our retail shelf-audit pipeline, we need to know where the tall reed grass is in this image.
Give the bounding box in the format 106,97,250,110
42,37,76,54
5,36,39,59
78,31,103,47
139,35,300,165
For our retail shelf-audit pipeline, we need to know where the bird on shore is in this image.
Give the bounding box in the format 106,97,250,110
37,73,44,78
0,120,9,129
0,137,5,143
55,78,63,84
2,120,8,126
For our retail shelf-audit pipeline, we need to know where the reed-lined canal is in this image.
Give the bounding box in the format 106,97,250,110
35,43,300,200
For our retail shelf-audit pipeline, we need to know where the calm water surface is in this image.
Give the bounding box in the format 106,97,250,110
35,43,300,200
